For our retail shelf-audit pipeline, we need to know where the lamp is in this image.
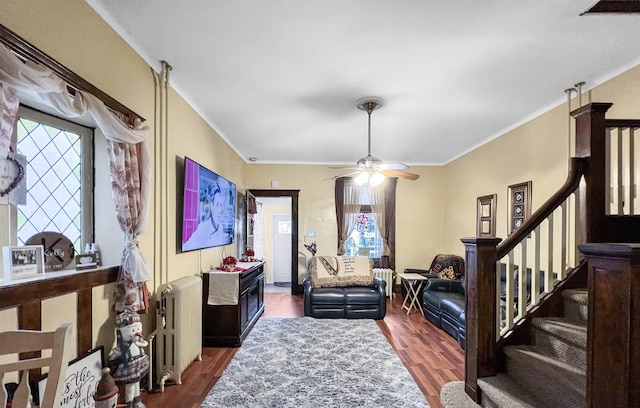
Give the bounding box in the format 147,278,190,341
355,170,384,187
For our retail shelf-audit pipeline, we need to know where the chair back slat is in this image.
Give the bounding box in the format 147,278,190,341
0,323,72,408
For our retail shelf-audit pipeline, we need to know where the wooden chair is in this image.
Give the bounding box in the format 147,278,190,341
0,323,72,408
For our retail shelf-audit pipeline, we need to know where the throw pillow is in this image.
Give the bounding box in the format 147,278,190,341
437,266,457,280
310,256,374,288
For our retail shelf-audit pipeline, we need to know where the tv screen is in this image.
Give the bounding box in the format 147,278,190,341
181,157,236,252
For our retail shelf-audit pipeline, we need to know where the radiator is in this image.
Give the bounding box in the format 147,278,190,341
149,275,203,392
373,268,395,298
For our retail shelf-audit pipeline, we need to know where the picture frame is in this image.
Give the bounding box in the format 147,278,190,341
508,181,532,235
75,253,98,270
476,194,497,237
38,346,104,408
2,245,45,280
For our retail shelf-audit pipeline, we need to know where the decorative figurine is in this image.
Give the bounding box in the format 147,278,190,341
93,367,119,408
108,310,149,408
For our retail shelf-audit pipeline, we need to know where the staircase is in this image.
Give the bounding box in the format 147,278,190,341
443,103,640,407
442,288,588,408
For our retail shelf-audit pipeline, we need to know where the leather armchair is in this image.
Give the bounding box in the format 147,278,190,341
303,276,386,319
402,254,465,299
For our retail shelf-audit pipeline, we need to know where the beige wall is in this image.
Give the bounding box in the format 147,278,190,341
441,64,640,255
245,164,447,278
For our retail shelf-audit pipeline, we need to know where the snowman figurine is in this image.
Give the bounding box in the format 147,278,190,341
108,310,149,408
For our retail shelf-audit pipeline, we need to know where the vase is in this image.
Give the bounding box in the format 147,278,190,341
223,264,236,272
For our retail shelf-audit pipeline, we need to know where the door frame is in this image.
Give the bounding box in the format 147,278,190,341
247,189,301,295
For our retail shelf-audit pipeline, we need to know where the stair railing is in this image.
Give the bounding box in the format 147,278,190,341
461,157,587,401
461,102,640,402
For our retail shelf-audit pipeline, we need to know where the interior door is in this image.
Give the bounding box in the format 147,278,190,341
272,213,292,283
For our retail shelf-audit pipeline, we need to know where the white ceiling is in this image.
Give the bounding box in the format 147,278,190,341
86,0,640,166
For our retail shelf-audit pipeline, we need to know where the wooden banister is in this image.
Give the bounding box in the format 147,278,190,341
497,157,588,258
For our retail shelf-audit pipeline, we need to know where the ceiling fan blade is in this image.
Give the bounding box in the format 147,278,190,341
378,162,408,171
323,171,361,181
329,165,360,170
382,169,420,180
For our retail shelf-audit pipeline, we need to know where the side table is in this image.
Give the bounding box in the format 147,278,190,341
398,273,429,316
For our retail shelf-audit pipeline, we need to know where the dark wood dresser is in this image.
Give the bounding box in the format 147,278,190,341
202,261,265,347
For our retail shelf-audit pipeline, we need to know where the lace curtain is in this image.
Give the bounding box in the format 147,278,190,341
0,44,151,313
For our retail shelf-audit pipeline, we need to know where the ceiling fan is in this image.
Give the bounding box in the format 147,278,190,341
327,97,420,186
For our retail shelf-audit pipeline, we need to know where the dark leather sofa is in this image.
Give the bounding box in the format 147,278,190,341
303,276,386,319
421,263,546,349
421,277,466,348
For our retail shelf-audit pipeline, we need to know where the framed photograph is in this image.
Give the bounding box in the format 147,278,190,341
508,181,532,235
38,346,104,408
2,245,45,280
75,253,98,270
476,194,497,237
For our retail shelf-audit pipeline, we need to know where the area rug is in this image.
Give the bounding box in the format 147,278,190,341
201,317,429,408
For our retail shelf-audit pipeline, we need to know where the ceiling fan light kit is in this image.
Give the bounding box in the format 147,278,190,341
333,96,419,186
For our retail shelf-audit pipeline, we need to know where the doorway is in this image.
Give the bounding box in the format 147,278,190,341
272,212,292,285
247,189,300,295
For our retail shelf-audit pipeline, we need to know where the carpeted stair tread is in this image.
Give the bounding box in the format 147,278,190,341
562,289,588,323
562,288,588,304
532,317,586,343
504,345,585,408
533,317,587,370
440,381,481,408
478,374,551,408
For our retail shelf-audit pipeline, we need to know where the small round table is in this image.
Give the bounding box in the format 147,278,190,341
398,273,430,316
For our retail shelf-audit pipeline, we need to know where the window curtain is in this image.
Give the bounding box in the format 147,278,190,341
0,44,152,313
368,178,396,268
335,178,361,255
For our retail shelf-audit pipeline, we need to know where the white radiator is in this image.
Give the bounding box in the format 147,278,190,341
373,268,395,298
149,275,203,392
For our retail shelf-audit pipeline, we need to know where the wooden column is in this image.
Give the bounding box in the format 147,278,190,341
461,237,502,402
77,287,93,355
579,243,640,408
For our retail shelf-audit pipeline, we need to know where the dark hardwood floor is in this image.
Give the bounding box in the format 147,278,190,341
141,292,463,408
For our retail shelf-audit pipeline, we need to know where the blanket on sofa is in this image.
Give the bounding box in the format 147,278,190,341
309,256,374,288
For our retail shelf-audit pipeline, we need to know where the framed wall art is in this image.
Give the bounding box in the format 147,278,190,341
476,194,497,237
2,245,45,280
508,181,532,235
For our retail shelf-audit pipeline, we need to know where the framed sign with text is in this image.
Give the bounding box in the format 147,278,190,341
38,346,105,408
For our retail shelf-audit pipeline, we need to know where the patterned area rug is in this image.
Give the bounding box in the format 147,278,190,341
201,317,429,408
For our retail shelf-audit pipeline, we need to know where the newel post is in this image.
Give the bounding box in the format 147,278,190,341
572,102,612,244
461,237,502,402
578,243,640,408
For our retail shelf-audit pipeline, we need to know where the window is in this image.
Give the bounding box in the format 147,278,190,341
344,197,384,258
12,106,94,250
335,177,396,269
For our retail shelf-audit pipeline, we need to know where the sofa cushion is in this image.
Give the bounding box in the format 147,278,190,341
309,256,374,288
308,287,345,304
437,266,457,280
440,296,465,319
429,254,465,278
344,286,382,304
422,290,453,310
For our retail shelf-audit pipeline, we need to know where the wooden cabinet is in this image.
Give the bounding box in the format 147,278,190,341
202,262,265,347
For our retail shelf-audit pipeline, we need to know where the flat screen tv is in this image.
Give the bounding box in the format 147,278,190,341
181,157,236,252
